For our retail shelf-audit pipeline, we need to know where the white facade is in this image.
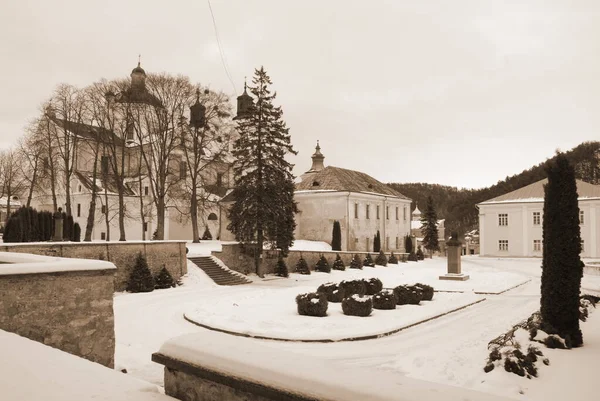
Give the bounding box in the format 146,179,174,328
478,179,600,258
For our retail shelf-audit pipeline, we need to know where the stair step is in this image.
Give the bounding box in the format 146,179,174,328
188,257,250,286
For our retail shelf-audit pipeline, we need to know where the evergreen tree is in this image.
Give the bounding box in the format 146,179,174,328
331,220,342,251
404,235,413,254
155,266,176,289
388,252,398,264
275,256,289,277
73,223,81,242
374,230,381,252
350,253,363,269
227,67,298,276
315,255,331,273
420,195,440,258
541,153,584,347
332,253,345,270
375,250,388,266
363,253,375,267
201,226,213,240
126,253,155,293
295,257,310,275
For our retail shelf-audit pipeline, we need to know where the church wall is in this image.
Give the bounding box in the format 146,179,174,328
295,192,350,248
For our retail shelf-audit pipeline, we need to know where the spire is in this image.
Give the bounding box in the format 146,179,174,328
190,86,206,129
307,141,325,173
235,76,253,120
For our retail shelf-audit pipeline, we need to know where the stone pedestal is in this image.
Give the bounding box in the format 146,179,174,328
53,208,64,242
440,232,469,281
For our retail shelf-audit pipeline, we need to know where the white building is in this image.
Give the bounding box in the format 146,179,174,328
478,179,600,258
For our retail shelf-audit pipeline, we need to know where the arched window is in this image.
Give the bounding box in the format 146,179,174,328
207,213,218,221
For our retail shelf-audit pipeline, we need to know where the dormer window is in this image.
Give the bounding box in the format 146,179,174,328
312,181,320,187
368,184,373,189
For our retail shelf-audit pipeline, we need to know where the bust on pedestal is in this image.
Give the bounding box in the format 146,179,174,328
53,207,64,242
439,232,469,281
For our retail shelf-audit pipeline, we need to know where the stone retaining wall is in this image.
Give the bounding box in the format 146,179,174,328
0,241,187,291
213,243,408,275
0,264,115,367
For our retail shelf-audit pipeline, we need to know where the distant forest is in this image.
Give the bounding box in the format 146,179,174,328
388,141,600,238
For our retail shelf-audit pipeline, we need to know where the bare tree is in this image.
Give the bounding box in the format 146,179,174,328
0,148,27,220
17,120,45,208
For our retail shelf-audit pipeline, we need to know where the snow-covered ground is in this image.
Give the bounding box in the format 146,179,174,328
185,239,333,257
114,256,600,400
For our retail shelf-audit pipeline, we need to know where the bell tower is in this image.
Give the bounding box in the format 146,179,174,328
234,78,253,120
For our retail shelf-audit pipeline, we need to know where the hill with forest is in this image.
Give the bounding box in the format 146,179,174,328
388,141,600,237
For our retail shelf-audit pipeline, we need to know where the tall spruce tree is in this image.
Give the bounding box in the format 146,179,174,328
331,220,342,251
227,67,298,276
540,153,584,347
421,195,440,258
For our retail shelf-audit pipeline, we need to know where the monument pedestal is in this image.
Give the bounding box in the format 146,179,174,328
440,232,469,281
439,273,470,281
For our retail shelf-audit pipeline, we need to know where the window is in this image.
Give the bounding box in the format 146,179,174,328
498,214,508,226
101,205,106,214
78,185,82,192
217,173,224,187
143,222,148,232
533,212,541,225
376,205,380,219
179,161,187,179
144,186,149,196
366,205,370,219
533,240,541,251
77,203,81,217
395,207,399,220
579,210,585,225
403,207,407,221
355,238,359,244
386,237,389,249
366,237,370,250
499,240,508,251
207,213,218,221
581,240,585,252
101,156,109,175
101,232,106,240
395,236,399,249
354,203,358,219
386,206,389,220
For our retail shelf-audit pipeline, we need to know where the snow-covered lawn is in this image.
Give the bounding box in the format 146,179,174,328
184,288,484,341
185,239,332,257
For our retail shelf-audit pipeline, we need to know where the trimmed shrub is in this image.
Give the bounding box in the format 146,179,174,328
155,266,176,289
416,245,424,260
201,226,213,240
374,231,381,252
375,250,388,266
393,285,423,305
276,257,289,277
340,279,367,297
363,253,375,267
296,257,310,275
3,216,23,243
350,254,363,269
404,235,413,254
364,277,383,295
126,253,155,293
296,292,328,317
373,290,397,310
332,253,345,270
72,222,81,242
331,221,342,251
414,283,434,301
317,282,345,303
342,294,373,317
388,252,398,264
408,252,418,262
315,255,331,273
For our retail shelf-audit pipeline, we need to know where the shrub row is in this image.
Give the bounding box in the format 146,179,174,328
126,252,177,292
291,251,406,276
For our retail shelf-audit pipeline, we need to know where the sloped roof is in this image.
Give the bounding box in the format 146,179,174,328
296,166,409,199
479,179,600,205
52,118,122,144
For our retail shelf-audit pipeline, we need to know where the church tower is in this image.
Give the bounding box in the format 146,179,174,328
130,58,146,92
307,141,325,173
234,79,253,120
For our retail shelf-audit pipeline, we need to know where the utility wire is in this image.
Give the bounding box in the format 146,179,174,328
207,0,238,95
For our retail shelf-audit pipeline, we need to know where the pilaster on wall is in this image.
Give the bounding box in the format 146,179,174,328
479,213,485,256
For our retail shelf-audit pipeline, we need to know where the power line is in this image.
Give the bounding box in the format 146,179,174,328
207,0,237,95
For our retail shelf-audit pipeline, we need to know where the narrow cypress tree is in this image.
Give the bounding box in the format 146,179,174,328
227,67,298,276
404,235,413,254
331,220,342,251
421,195,440,258
540,154,584,347
374,230,381,252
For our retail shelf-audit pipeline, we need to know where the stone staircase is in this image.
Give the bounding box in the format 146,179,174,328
188,256,251,286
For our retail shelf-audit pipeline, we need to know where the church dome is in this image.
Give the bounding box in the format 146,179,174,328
131,63,146,75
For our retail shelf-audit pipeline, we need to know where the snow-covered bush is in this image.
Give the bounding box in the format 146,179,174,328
363,253,375,267
407,252,418,262
393,285,422,305
155,266,176,289
388,252,398,264
317,282,345,303
363,277,383,295
296,257,310,275
372,290,397,310
503,348,538,378
414,283,434,301
296,292,328,317
332,253,345,270
126,253,155,293
375,250,388,266
315,255,331,273
340,279,367,297
276,257,289,277
342,294,373,317
350,254,363,269
544,334,568,349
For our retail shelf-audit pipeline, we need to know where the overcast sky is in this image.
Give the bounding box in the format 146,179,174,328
2,0,599,189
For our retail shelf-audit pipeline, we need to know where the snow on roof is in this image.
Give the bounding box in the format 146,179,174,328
479,179,600,205
0,197,21,207
156,331,508,401
0,330,174,401
0,252,115,275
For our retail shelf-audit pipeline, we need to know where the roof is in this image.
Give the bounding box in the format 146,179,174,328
479,179,600,205
52,118,122,144
295,166,409,199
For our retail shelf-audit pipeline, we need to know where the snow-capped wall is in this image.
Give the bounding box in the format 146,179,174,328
0,251,116,367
